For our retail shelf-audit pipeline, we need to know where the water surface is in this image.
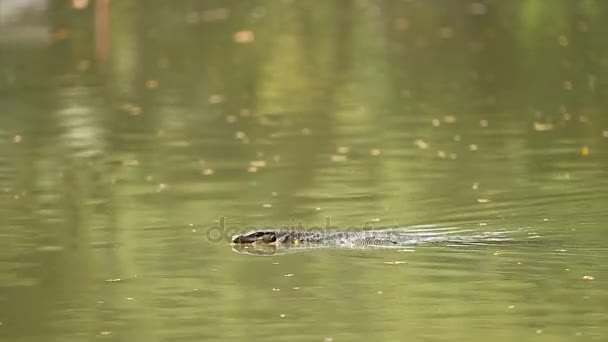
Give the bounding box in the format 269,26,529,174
1,1,607,341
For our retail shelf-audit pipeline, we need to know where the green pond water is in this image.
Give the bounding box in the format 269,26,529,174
1,1,607,341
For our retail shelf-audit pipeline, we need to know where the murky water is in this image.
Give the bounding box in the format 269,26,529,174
1,1,608,341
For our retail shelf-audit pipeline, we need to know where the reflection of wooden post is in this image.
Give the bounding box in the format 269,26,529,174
95,0,110,65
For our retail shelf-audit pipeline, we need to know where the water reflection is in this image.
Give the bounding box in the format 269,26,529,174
1,1,608,341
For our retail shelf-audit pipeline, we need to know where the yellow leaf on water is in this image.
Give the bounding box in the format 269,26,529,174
581,146,590,156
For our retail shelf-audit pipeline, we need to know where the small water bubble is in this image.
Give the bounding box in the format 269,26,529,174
280,314,286,318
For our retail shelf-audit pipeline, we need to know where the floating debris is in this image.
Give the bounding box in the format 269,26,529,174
438,27,454,39
443,115,456,123
250,160,266,168
105,278,121,283
272,288,280,292
262,204,272,208
376,290,383,295
209,94,224,104
432,118,441,127
582,275,595,280
279,314,286,318
533,122,553,131
415,139,429,149
202,168,214,176
283,274,294,277
480,120,488,127
507,305,515,309
370,148,381,156
122,159,139,167
331,155,348,162
557,35,569,47
477,198,490,203
469,144,478,151
383,261,407,265
394,18,409,31
13,135,22,143
470,2,487,15
77,59,91,72
337,146,350,154
145,80,159,89
581,146,590,157
234,30,255,43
